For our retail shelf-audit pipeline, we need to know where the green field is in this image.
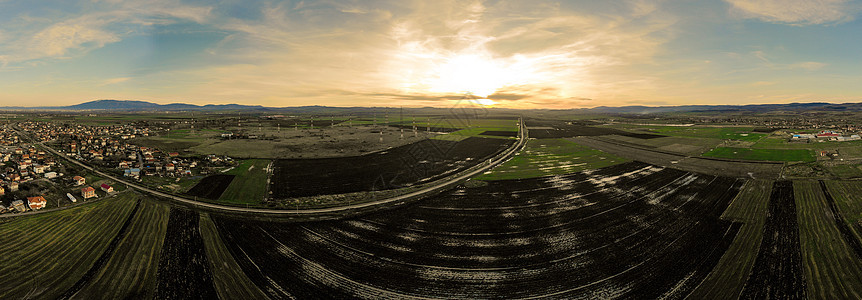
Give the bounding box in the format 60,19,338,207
703,147,815,162
828,164,862,178
690,179,771,298
76,198,170,298
218,159,272,205
200,213,268,299
0,193,137,299
794,181,862,299
823,181,862,244
476,138,628,180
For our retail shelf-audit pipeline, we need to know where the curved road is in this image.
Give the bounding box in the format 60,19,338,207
30,118,527,215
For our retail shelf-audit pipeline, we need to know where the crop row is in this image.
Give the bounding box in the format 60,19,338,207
270,137,513,198
215,161,744,298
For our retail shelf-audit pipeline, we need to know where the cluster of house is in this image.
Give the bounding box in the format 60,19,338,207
0,145,62,192
18,122,155,143
20,121,231,181
0,196,47,214
791,130,862,142
0,127,19,146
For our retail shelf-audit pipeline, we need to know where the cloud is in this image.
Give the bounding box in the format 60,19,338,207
790,61,826,70
28,17,120,58
725,0,858,25
101,77,131,86
0,0,212,64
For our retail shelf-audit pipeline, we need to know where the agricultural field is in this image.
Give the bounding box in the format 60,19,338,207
525,119,666,139
614,125,766,142
794,181,862,299
822,181,862,247
133,123,431,159
199,213,268,299
153,208,217,299
703,147,815,162
739,181,806,299
602,135,722,155
214,162,745,298
271,137,513,198
74,198,170,299
476,138,628,180
572,136,784,179
216,159,271,205
186,175,235,200
0,193,137,299
690,179,772,299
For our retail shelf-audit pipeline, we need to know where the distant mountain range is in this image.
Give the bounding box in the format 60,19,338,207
2,99,862,114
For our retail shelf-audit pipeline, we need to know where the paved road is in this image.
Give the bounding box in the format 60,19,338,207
29,118,527,215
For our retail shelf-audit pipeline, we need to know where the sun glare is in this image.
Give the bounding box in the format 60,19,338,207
426,54,510,97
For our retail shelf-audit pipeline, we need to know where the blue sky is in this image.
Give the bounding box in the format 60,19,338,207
1,0,861,108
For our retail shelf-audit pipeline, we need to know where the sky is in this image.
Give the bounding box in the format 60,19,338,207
1,0,862,109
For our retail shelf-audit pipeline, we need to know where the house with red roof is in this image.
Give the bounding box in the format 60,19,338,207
81,186,96,199
27,196,47,210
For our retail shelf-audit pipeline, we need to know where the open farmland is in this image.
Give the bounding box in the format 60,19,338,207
476,138,628,180
525,119,666,139
74,198,170,299
199,213,268,299
703,147,815,162
612,125,766,141
572,136,784,179
216,159,271,205
154,208,217,299
134,124,431,159
186,174,235,200
690,179,772,298
822,180,862,251
794,180,862,299
214,162,745,298
271,137,513,198
740,181,806,299
0,193,137,299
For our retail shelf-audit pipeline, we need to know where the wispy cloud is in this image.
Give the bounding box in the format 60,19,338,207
725,0,859,25
100,77,131,86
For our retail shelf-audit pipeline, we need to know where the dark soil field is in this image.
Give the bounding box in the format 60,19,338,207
740,181,807,299
525,120,665,139
479,130,517,137
215,162,744,298
270,137,513,198
154,208,217,299
186,175,235,200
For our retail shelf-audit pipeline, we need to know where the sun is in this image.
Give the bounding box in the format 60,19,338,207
423,54,512,98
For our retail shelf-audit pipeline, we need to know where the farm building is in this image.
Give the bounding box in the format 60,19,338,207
44,172,57,179
10,200,25,212
66,193,77,203
27,196,46,210
73,176,85,186
101,184,114,193
81,186,96,199
817,130,840,138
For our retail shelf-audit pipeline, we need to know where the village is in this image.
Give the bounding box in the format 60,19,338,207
0,121,233,214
